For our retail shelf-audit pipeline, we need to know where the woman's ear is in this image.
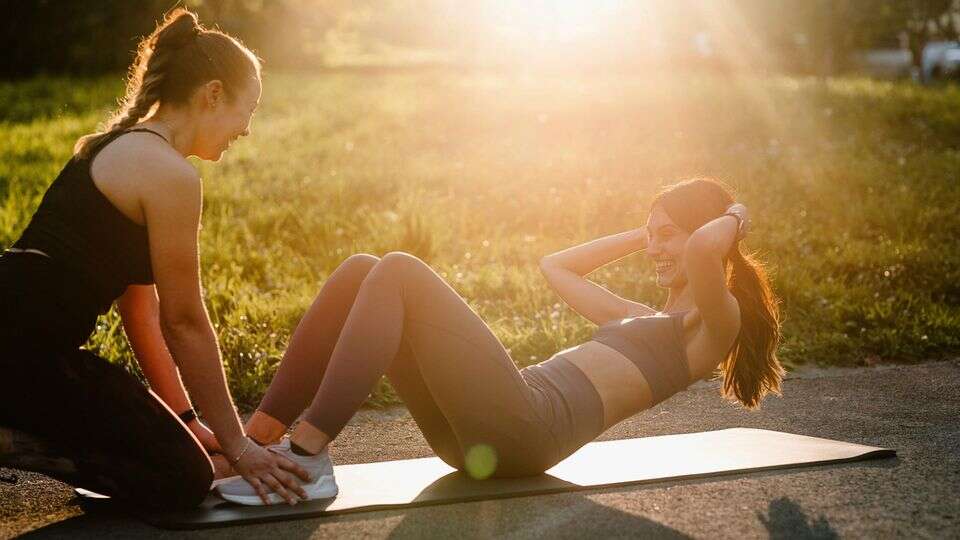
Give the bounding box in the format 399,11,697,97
202,79,225,109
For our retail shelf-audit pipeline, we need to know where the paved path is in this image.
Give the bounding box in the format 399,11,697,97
2,359,958,539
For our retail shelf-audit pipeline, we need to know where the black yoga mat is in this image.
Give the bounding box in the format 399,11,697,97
76,428,895,530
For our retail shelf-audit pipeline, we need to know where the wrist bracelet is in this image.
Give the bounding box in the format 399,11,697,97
178,408,197,424
722,212,746,240
229,437,252,465
231,439,251,464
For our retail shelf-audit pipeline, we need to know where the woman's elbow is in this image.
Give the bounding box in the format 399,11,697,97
159,307,208,337
540,257,572,283
541,250,572,269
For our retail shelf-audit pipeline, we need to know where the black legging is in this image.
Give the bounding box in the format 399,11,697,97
258,252,603,477
0,252,212,510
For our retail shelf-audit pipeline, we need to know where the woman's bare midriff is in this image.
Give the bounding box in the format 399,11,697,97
561,311,706,430
559,341,655,431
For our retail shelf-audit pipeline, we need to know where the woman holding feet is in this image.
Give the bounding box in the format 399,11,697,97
0,9,310,508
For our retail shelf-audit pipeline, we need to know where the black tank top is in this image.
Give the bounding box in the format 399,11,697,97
11,128,163,315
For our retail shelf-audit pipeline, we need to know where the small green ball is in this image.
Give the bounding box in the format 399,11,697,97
464,444,497,480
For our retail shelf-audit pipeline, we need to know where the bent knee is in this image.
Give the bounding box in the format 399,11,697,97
343,253,381,271
176,472,214,509
375,251,432,277
130,457,212,510
169,456,214,508
380,251,424,266
149,432,215,510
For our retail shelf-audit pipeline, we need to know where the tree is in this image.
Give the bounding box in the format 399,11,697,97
900,0,960,77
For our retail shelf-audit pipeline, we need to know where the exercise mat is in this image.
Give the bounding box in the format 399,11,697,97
76,428,895,529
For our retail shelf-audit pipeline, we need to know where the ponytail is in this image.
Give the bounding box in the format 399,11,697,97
721,246,784,409
74,8,260,159
652,177,784,409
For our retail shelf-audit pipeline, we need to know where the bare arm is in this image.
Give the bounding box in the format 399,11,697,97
140,166,246,456
118,285,191,412
87,130,311,503
540,227,657,326
140,158,308,504
683,204,746,345
117,284,221,452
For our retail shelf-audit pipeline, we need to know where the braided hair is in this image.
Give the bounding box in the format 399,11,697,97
75,8,260,158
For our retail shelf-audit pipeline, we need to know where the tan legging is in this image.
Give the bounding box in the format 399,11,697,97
258,252,603,477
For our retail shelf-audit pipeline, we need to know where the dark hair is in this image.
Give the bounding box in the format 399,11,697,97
74,8,260,158
651,177,784,409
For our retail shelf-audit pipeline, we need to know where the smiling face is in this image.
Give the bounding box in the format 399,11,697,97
193,76,261,161
645,204,691,289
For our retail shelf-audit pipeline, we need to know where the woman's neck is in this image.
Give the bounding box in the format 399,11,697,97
140,107,198,158
663,284,696,314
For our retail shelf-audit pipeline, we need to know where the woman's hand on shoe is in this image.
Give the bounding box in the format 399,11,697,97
232,440,310,505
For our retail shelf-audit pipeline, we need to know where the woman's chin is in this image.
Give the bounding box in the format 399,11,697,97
193,145,227,161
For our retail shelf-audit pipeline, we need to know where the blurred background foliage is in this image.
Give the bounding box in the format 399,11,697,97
2,1,960,407
4,0,960,78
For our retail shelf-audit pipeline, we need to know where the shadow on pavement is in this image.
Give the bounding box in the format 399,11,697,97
759,497,839,539
18,513,157,540
386,490,692,539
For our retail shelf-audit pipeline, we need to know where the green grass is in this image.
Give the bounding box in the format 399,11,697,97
2,71,959,410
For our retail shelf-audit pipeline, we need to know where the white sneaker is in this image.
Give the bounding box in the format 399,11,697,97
216,438,338,505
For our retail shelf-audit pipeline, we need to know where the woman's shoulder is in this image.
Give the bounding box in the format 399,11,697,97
93,131,197,187
89,130,199,226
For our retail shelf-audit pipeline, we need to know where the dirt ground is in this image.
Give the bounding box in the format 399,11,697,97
2,359,958,539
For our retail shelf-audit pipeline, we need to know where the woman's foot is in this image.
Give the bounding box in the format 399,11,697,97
216,438,337,505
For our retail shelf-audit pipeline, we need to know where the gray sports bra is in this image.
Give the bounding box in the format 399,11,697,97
590,311,691,405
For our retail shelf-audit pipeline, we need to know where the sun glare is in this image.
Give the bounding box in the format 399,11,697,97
484,0,626,45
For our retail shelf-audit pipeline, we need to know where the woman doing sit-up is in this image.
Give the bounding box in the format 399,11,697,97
216,177,784,505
